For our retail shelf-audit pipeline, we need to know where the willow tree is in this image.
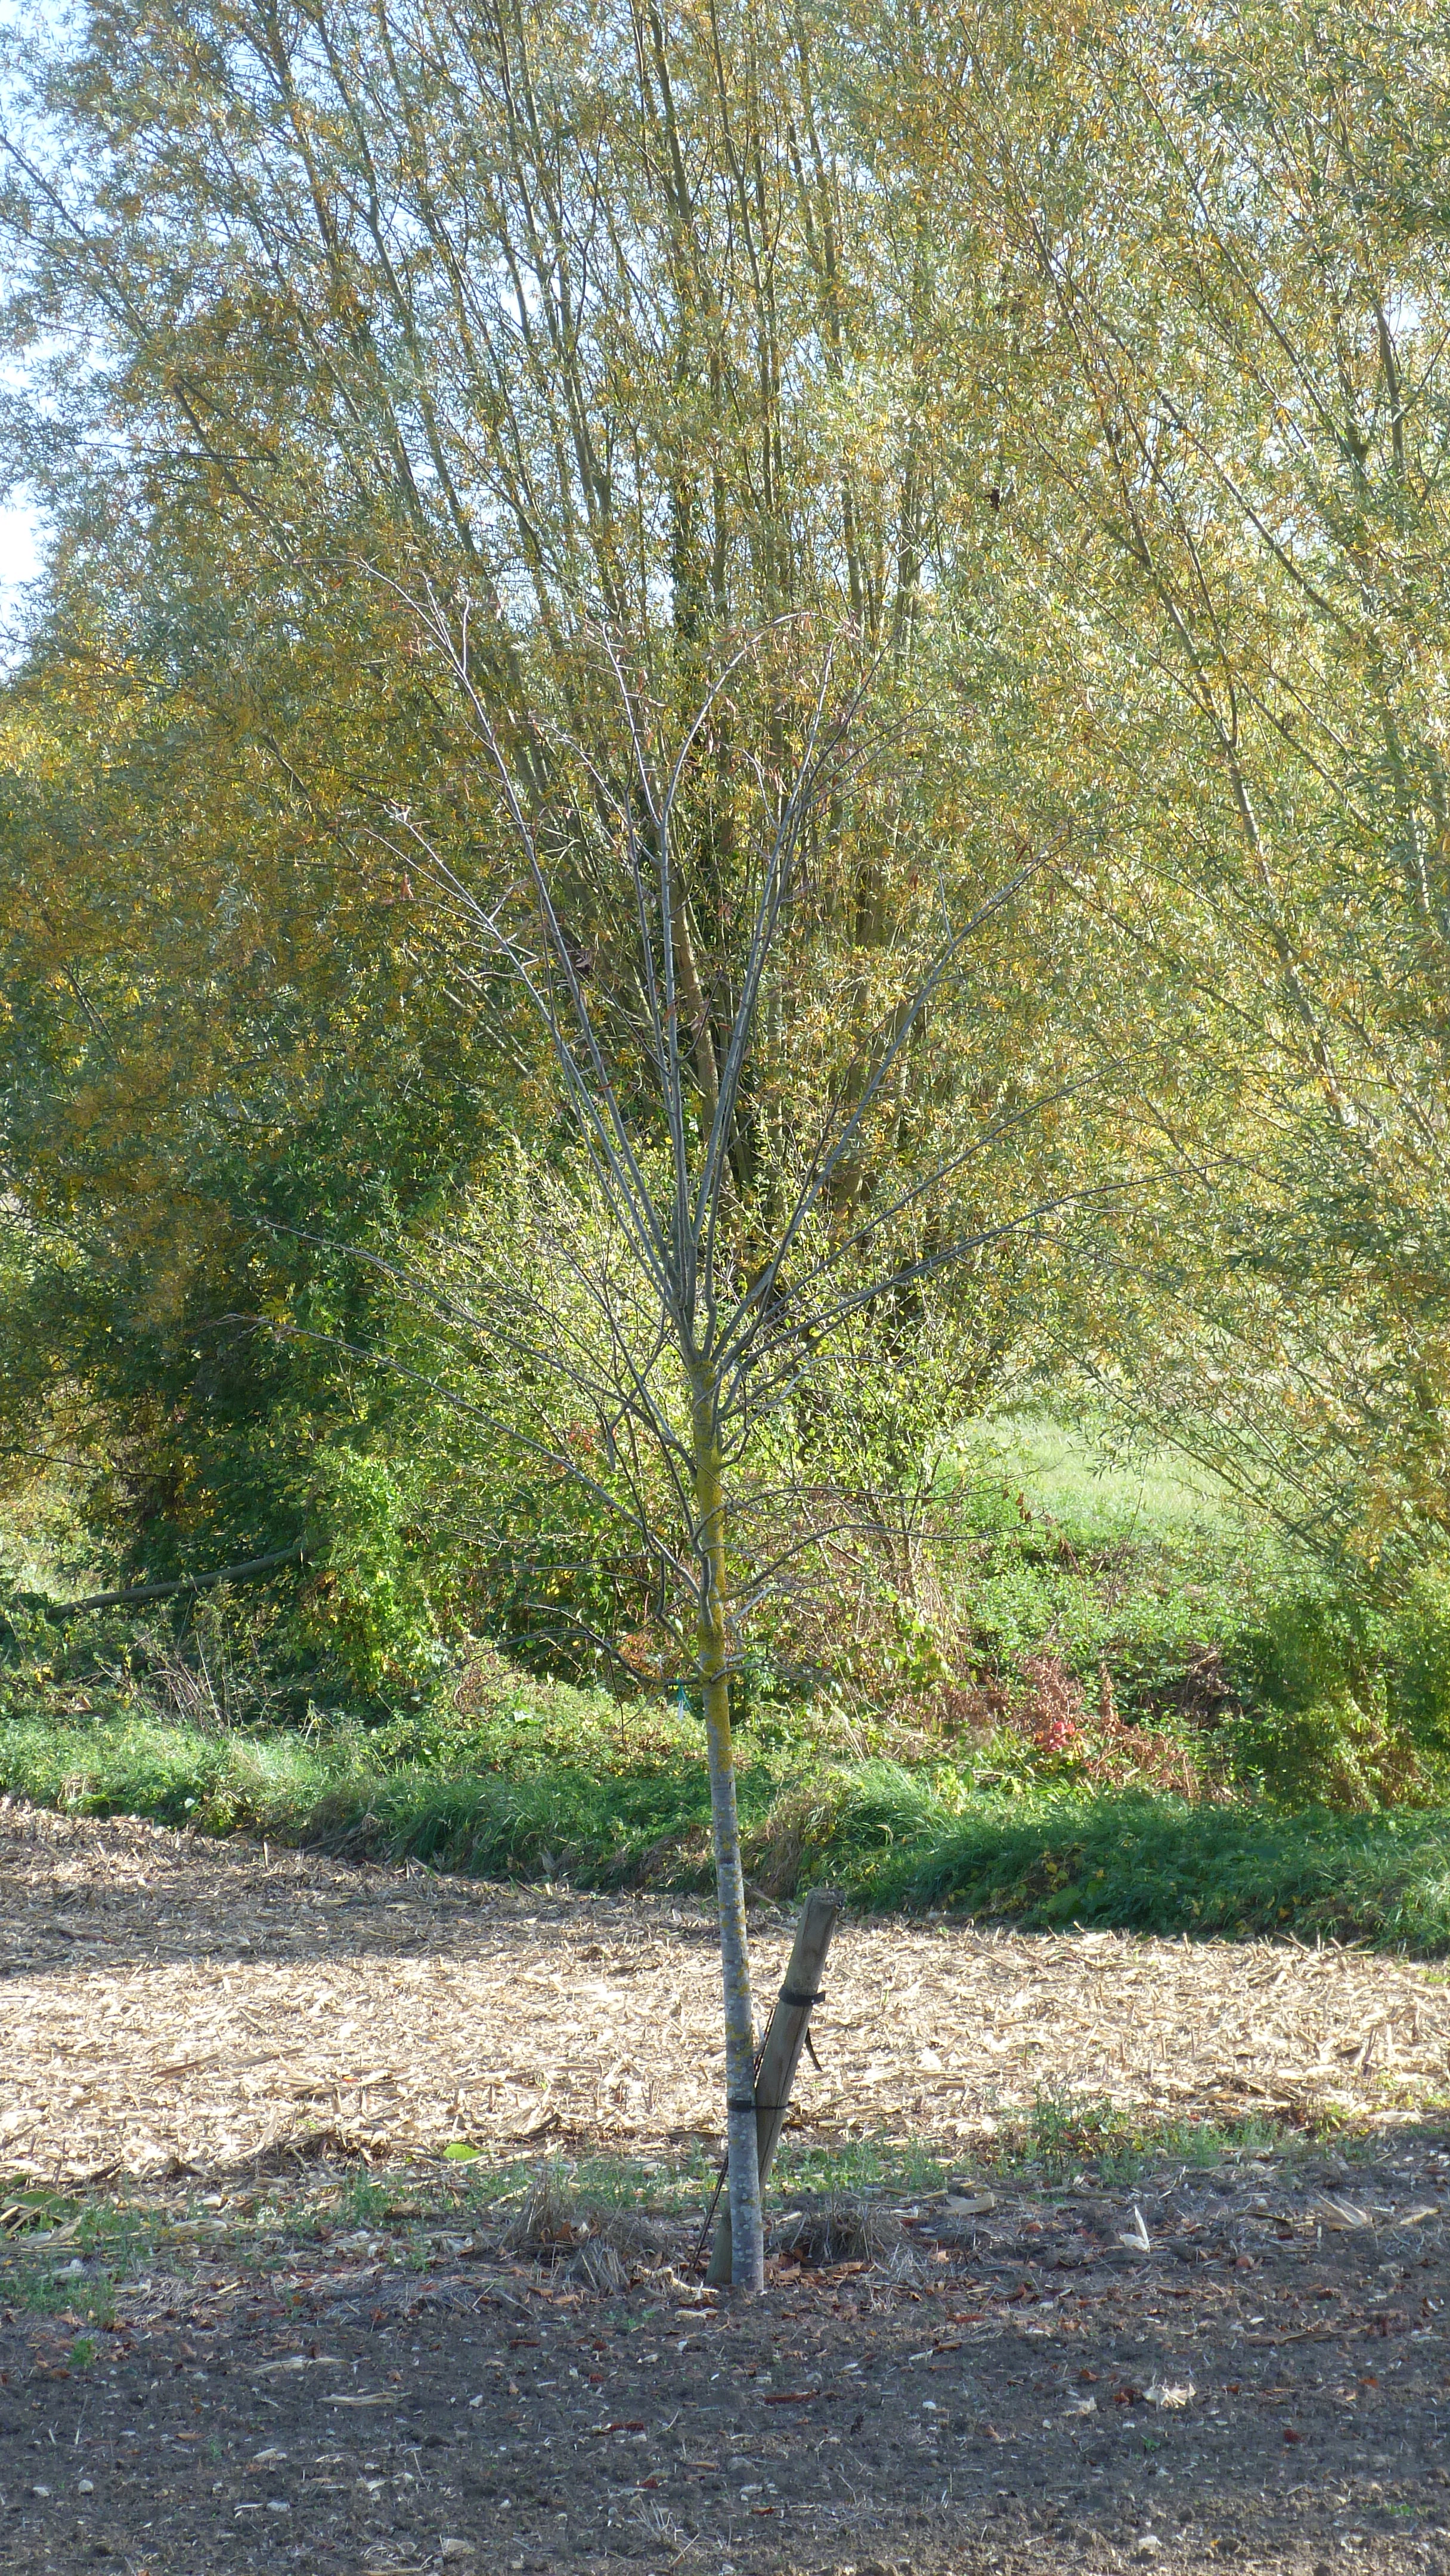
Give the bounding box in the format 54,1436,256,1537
0,0,1049,1550
862,0,1450,1565
0,0,971,663
0,0,1099,2280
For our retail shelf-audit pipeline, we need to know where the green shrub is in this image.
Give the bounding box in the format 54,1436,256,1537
1224,1585,1439,1808
1387,1566,1450,1764
295,1448,445,1696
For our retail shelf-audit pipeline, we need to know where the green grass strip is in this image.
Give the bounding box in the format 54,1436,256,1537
4,1713,1450,1951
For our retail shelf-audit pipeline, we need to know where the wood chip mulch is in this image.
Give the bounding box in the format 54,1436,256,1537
3,1800,1448,2184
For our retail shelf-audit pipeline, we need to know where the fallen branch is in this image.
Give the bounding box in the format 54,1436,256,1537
17,1540,310,1621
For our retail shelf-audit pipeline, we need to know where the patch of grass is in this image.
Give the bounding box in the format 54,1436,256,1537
1,2253,118,2326
341,2174,394,2227
5,1702,1450,1948
950,1408,1248,1543
998,2089,1293,2186
0,1705,346,1837
769,2134,954,2200
941,1408,1289,1714
943,1414,1450,1799
848,1777,1450,1948
1,2185,76,2234
467,2149,724,2216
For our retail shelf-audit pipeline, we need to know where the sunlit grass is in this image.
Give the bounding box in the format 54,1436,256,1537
949,1405,1250,1538
4,1704,1450,1948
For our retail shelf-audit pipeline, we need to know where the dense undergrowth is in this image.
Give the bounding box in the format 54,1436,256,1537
6,1413,1450,1950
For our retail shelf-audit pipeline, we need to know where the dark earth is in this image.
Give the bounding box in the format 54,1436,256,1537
3,2142,1448,2575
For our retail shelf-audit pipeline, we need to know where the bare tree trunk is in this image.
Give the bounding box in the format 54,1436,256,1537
707,1885,837,2284
692,1366,766,2293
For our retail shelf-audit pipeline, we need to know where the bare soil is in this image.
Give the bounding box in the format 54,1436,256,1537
2,1804,1450,2575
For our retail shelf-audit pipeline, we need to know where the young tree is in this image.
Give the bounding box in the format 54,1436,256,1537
0,0,1093,2284
374,607,1043,2287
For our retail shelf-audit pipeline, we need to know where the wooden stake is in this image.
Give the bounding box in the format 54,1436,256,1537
706,1886,838,2287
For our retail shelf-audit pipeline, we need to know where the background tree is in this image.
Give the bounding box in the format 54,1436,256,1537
0,0,1085,1624
0,574,525,1624
867,0,1450,1571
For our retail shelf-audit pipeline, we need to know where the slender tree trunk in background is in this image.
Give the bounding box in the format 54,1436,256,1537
692,1365,766,2294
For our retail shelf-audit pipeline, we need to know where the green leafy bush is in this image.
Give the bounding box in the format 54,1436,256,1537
1223,1584,1445,1809
295,1448,445,1696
